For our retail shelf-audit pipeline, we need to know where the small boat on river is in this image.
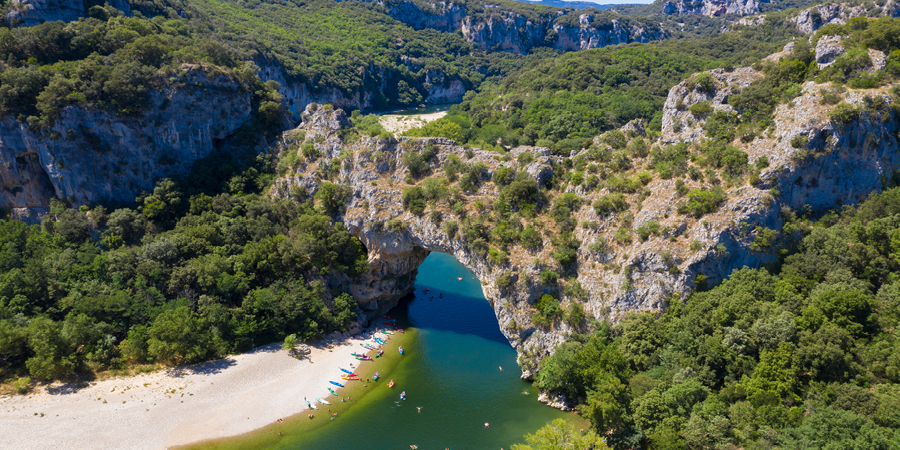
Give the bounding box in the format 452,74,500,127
400,391,406,400
330,381,344,388
388,379,395,388
373,371,379,381
399,346,404,355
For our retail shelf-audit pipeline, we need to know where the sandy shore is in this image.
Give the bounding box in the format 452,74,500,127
0,332,383,450
379,111,447,134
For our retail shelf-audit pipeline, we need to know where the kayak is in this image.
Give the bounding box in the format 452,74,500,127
317,398,330,405
388,379,395,388
380,330,393,335
423,288,429,292
356,356,372,361
340,368,355,375
341,375,360,380
328,388,338,396
380,315,395,320
351,352,368,357
400,391,406,400
306,400,317,410
374,338,386,344
399,346,404,355
330,381,344,387
373,372,379,381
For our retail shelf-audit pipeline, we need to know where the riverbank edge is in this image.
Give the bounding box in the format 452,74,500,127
175,325,414,450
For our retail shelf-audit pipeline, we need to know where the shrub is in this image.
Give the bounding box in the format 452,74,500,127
520,226,542,248
402,151,429,177
749,227,778,251
635,220,661,241
315,182,353,216
430,210,442,224
386,218,405,233
588,238,607,254
689,101,713,118
565,302,585,327
614,227,633,245
402,186,427,215
790,135,809,148
829,102,859,125
443,220,459,238
496,272,514,288
535,294,562,319
487,247,509,265
679,187,726,217
492,166,516,186
593,193,628,216
12,377,31,394
539,269,559,285
301,143,318,160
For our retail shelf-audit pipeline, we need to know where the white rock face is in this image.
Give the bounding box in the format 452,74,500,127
274,74,900,375
0,67,252,221
816,35,846,68
662,0,761,17
6,0,130,26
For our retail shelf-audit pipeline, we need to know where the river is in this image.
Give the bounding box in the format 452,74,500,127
191,252,581,449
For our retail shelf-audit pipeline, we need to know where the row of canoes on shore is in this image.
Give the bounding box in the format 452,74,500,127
321,316,403,407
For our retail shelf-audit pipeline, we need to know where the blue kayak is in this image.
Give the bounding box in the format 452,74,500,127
340,368,354,375
330,381,344,387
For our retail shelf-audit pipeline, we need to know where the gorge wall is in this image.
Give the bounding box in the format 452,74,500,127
0,67,251,222
271,64,900,374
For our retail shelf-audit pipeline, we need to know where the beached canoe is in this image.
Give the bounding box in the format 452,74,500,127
328,388,338,396
340,368,355,375
380,315,395,320
341,375,360,380
330,381,344,388
306,400,317,410
355,356,372,361
317,398,331,405
380,330,393,335
374,338,386,344
351,352,367,357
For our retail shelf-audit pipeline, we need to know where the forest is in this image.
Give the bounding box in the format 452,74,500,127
0,151,367,384
534,187,900,449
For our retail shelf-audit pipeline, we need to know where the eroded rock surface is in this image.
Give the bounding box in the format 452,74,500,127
273,74,900,374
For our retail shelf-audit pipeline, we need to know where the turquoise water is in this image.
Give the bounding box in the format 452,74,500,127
194,252,579,449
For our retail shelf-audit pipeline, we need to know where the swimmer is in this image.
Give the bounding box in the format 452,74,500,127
417,407,422,412
499,366,502,371
485,422,490,428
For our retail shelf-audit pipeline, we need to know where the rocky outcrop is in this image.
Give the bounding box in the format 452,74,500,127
552,14,666,51
792,2,871,34
273,74,900,375
662,0,763,17
6,0,130,26
0,66,252,221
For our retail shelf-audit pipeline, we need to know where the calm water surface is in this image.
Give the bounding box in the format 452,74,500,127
197,252,580,449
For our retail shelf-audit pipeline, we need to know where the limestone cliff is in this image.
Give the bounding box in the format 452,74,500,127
6,0,131,25
273,64,900,376
662,0,763,17
0,66,251,222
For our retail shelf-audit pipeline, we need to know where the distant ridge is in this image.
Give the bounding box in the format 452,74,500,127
514,0,621,10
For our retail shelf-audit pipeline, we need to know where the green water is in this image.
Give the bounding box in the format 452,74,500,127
194,252,580,449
